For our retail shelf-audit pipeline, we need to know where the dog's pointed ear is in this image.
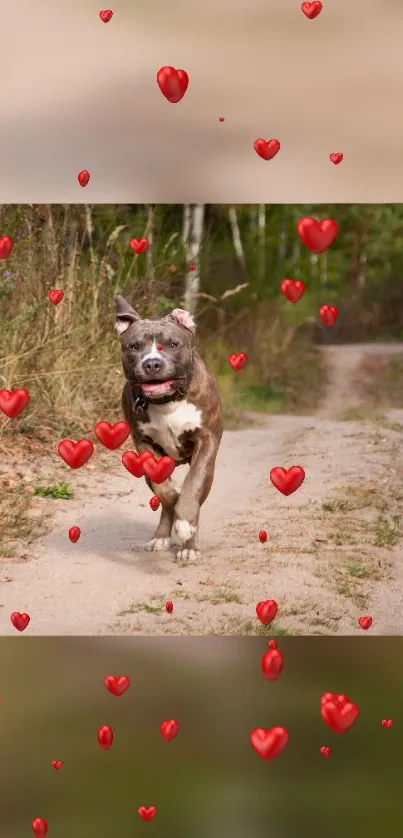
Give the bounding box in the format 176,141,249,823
115,295,140,335
166,308,196,335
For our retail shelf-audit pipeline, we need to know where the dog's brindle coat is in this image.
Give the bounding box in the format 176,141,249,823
115,295,222,560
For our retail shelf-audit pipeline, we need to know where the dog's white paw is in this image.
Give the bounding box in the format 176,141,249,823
174,519,197,544
145,537,171,552
176,547,200,562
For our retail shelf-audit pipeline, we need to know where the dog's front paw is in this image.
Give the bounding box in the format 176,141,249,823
145,537,171,552
174,518,197,544
176,546,201,562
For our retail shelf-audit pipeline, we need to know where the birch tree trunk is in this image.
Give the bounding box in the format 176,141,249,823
320,250,328,286
258,204,266,281
182,203,192,247
228,206,246,268
183,204,205,313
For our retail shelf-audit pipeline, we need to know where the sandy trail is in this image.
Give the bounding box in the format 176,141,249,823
1,343,403,636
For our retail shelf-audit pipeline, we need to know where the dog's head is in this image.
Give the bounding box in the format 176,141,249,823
115,295,196,402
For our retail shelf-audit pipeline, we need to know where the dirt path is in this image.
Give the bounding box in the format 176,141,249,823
1,343,403,636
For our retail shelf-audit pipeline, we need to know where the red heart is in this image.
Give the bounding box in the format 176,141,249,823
104,675,130,696
258,530,267,543
0,235,13,259
280,278,306,303
97,724,114,750
165,600,174,613
358,615,372,631
143,455,176,484
157,66,189,103
319,305,339,326
160,719,179,741
48,289,64,305
228,353,248,371
122,450,154,478
129,237,149,254
219,117,225,122
321,694,359,733
256,600,278,625
149,495,161,511
51,760,63,770
77,169,90,187
381,719,393,728
261,648,284,681
330,152,343,165
0,388,30,418
68,526,81,543
254,138,280,161
94,421,130,450
320,746,331,758
11,611,30,632
99,9,113,22
270,466,305,496
32,818,48,836
250,726,289,760
268,639,278,649
58,439,94,469
301,1,322,19
296,217,339,253
138,806,157,822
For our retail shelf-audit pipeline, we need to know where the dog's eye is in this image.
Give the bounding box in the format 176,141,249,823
170,341,179,349
130,342,140,351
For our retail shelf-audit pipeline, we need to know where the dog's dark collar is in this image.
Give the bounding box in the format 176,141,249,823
132,392,149,413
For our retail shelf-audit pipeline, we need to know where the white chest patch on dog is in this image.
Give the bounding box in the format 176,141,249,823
138,399,203,459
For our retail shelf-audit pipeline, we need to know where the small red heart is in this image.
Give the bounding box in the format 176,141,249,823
150,495,161,511
320,305,339,326
68,526,81,543
0,388,30,418
320,694,359,733
219,117,225,122
165,600,174,613
280,278,306,303
358,616,372,631
0,235,13,259
160,719,179,741
330,152,343,165
129,237,149,254
143,454,176,484
156,344,163,351
258,530,267,543
157,66,189,103
97,724,114,750
254,138,280,161
381,719,393,728
104,675,130,696
58,439,94,469
228,353,248,371
32,818,48,836
268,639,278,649
320,746,331,758
270,465,305,496
99,9,113,22
297,217,339,253
301,1,323,19
189,264,196,271
77,169,90,187
48,289,64,305
256,600,278,625
250,726,289,760
122,450,153,478
11,611,30,632
138,806,157,822
94,421,130,450
261,648,284,681
51,760,63,770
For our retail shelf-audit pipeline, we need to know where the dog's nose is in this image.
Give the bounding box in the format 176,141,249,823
142,357,164,376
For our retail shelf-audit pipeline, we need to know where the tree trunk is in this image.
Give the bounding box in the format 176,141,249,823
183,204,205,313
228,206,246,268
320,250,328,286
182,203,192,247
258,204,266,281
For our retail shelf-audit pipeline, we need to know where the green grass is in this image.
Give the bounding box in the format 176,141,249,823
33,482,73,500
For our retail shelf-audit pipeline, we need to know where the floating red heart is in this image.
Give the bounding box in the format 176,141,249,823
48,289,64,305
143,454,176,483
68,526,81,543
330,152,343,165
160,719,179,741
256,600,278,625
254,139,280,161
280,278,306,303
104,674,130,696
51,760,63,770
122,450,153,478
94,421,131,450
0,388,30,418
296,217,339,253
0,235,13,259
250,726,289,760
261,647,284,681
301,1,323,19
58,439,94,469
77,170,90,187
228,353,248,371
320,305,339,326
268,639,278,649
165,600,174,613
258,530,267,543
97,724,114,750
320,746,331,758
358,615,372,631
320,693,359,733
270,466,305,496
381,719,393,728
99,9,113,22
157,66,189,103
32,818,48,836
150,495,161,511
138,806,157,821
129,237,149,254
11,611,30,632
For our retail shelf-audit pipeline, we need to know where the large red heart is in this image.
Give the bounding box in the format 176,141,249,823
269,466,305,496
320,693,359,733
48,289,64,305
129,237,149,254
301,1,322,19
157,66,189,103
319,305,339,326
0,235,13,260
32,818,48,836
94,421,130,450
296,217,339,253
256,600,278,625
104,675,130,696
254,139,280,161
97,724,114,750
250,726,289,760
11,611,30,632
122,450,153,478
0,388,30,418
58,439,94,469
280,279,306,303
138,806,157,821
160,719,180,742
228,353,248,371
261,648,284,681
143,455,176,484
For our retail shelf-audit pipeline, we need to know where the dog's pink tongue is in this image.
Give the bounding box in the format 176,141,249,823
141,380,173,394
